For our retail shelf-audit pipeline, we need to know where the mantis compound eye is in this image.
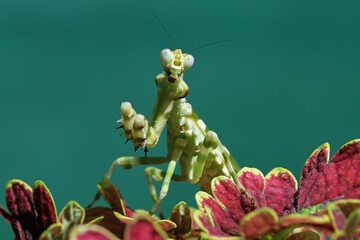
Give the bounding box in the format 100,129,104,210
183,54,194,71
160,48,172,69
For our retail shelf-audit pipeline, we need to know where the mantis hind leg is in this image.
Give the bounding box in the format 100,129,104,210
87,156,169,208
145,167,186,219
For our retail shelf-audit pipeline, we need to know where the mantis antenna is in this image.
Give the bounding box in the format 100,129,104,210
148,10,176,50
187,39,237,55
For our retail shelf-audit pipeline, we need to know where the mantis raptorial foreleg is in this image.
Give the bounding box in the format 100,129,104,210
89,47,250,216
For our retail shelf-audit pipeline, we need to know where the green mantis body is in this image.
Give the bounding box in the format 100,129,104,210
90,48,245,216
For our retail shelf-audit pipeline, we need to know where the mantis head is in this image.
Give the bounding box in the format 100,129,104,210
160,49,194,83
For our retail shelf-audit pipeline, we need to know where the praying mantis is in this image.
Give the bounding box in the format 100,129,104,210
89,46,251,217
88,15,251,216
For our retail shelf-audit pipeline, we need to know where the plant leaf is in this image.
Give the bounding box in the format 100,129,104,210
84,207,125,239
69,224,120,240
239,207,278,238
238,167,267,207
332,199,360,218
124,214,168,240
196,191,240,236
33,180,58,232
155,220,176,232
212,176,257,222
328,203,346,232
6,179,40,240
286,230,320,240
344,208,360,237
60,200,85,239
264,168,297,216
169,201,192,235
192,210,230,237
38,223,63,240
294,140,360,211
61,201,85,226
97,180,134,217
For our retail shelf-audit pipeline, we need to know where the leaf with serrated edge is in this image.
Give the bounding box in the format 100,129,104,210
212,176,256,223
196,191,240,236
124,214,168,240
33,180,58,231
295,140,360,211
264,168,297,216
294,143,329,211
237,167,266,207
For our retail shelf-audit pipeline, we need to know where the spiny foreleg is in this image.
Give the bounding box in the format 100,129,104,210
119,102,159,151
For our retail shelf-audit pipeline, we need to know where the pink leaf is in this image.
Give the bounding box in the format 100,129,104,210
212,176,256,222
264,168,297,215
238,167,266,207
294,140,360,210
195,191,240,235
69,225,119,240
124,215,167,240
192,210,229,237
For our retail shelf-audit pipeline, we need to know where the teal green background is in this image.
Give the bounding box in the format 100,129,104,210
1,0,360,238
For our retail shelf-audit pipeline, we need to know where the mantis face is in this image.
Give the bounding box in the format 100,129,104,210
160,49,194,83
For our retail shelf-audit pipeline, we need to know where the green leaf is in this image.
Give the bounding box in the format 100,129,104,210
61,201,85,226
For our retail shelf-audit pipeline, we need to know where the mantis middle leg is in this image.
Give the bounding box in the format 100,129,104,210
87,156,169,207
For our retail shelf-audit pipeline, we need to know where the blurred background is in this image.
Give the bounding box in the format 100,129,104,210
1,0,360,238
